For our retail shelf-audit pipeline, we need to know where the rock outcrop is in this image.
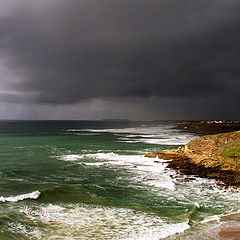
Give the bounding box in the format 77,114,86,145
145,131,240,187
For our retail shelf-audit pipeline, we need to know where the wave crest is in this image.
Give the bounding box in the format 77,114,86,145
0,191,41,203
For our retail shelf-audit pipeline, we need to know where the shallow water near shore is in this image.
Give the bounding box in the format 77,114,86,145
0,120,239,239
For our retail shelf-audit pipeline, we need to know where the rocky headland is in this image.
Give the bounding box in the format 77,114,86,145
145,130,240,187
145,124,240,238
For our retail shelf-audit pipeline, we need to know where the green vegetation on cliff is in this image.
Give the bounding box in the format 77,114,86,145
222,144,240,158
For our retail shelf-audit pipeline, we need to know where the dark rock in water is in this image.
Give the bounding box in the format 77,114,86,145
175,177,196,182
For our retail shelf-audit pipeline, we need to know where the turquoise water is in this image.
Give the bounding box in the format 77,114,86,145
0,120,239,239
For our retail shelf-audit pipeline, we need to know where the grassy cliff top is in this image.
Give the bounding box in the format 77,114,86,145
186,130,240,157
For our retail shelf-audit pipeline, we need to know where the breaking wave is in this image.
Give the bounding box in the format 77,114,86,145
67,125,196,145
59,152,176,191
19,203,190,240
0,191,41,203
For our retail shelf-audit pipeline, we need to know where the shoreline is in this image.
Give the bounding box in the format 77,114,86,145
146,122,240,239
146,148,240,188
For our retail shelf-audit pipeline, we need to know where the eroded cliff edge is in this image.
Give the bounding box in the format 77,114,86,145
145,130,240,187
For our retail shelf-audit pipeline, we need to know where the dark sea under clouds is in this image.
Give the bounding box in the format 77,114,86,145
0,120,239,239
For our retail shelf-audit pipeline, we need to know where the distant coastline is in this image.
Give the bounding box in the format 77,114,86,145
176,120,240,135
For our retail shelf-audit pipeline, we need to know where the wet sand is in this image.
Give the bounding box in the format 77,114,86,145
218,213,240,239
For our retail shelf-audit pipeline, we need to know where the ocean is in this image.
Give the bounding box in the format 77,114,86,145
0,120,239,239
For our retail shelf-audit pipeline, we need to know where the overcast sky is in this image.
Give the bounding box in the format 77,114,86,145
0,0,239,120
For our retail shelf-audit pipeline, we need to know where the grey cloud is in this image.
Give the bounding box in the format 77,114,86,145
0,92,22,103
0,0,239,119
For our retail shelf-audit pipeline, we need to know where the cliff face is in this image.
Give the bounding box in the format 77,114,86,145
145,131,240,187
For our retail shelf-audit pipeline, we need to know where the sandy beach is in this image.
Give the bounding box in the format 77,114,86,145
218,214,240,239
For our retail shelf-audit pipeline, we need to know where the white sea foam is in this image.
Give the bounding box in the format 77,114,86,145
143,137,192,145
86,152,152,166
144,178,176,191
67,125,196,145
79,126,173,134
0,191,40,203
20,203,190,240
84,152,176,190
201,215,221,224
59,151,176,191
123,221,190,240
66,129,83,132
60,154,83,161
123,137,192,145
122,132,195,145
8,222,42,239
75,133,100,136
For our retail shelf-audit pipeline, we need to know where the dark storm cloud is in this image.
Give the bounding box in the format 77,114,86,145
0,0,240,107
